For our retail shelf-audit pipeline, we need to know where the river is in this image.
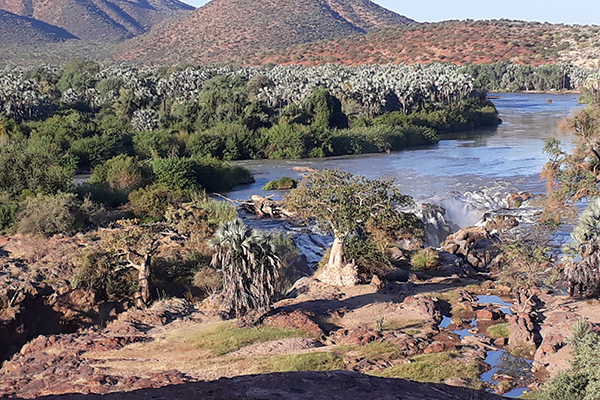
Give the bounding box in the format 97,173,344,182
229,92,582,228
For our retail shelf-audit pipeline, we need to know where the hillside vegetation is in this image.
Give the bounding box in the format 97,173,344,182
252,20,600,69
118,0,413,64
0,9,77,46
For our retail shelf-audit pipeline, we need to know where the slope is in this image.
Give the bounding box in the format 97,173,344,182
118,0,414,64
0,9,77,46
252,20,600,68
0,0,194,42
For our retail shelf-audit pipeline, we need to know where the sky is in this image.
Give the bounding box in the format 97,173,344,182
181,0,599,25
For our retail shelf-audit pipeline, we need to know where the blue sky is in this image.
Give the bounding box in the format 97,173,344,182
181,0,599,25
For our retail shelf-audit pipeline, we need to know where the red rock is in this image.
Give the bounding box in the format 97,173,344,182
264,309,323,336
424,341,455,354
476,309,504,321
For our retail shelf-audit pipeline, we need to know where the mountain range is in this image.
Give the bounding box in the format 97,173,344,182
118,0,414,63
0,0,193,43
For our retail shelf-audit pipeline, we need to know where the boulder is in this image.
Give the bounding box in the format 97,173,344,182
508,312,541,352
476,309,504,321
264,309,324,336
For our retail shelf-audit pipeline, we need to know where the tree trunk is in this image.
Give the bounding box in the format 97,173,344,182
316,235,358,287
328,236,345,269
138,254,152,307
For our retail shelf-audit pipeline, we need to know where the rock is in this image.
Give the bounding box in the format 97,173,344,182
291,166,318,173
370,275,383,289
476,309,504,321
331,327,383,346
492,373,514,381
508,313,541,351
494,338,509,346
402,296,438,320
264,309,323,336
534,310,578,377
442,226,500,270
424,341,455,354
508,192,535,208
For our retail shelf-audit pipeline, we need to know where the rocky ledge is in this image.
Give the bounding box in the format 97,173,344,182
35,370,507,400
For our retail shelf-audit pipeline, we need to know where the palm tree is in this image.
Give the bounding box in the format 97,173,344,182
210,218,281,323
563,199,600,296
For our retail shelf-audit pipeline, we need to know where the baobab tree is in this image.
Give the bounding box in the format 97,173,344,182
285,169,415,286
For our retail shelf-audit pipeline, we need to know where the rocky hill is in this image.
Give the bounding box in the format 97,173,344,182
252,20,600,68
0,0,194,42
118,0,414,64
0,9,76,46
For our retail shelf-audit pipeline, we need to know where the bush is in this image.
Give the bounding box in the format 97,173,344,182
134,129,183,158
129,185,188,221
0,193,19,233
90,155,146,191
69,134,118,170
260,123,308,159
72,249,138,301
17,192,83,237
151,157,201,192
187,123,253,160
262,177,298,190
411,248,440,270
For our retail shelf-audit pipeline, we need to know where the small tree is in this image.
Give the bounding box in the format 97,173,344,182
284,169,415,286
100,220,179,307
497,226,557,312
210,219,281,324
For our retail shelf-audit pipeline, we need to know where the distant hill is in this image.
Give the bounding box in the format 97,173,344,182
0,0,194,42
118,0,414,63
0,9,77,46
251,20,600,68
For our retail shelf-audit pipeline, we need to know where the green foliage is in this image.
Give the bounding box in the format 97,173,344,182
303,88,348,130
16,192,83,237
0,193,19,233
185,321,307,355
196,75,250,130
129,184,188,221
497,227,556,305
260,123,308,159
285,169,414,239
90,155,146,191
57,59,99,93
151,157,202,192
262,177,298,190
187,123,253,160
27,109,97,150
134,129,183,158
411,248,440,270
0,138,76,196
70,134,119,170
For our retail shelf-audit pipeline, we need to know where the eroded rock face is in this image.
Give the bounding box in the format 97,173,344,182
533,310,578,377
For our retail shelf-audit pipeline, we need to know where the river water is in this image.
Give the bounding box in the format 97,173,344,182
230,93,582,228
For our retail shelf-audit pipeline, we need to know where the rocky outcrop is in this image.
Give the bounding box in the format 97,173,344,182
0,299,202,399
507,312,541,356
264,309,324,335
533,310,578,377
442,226,500,270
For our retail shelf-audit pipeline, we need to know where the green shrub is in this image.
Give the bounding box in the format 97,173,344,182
129,185,188,221
69,134,118,170
134,129,183,158
262,177,298,190
187,123,253,160
90,155,147,191
0,193,19,233
411,248,440,270
151,157,201,192
260,123,308,159
17,192,83,237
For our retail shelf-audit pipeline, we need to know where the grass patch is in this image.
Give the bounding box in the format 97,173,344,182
377,351,480,383
519,390,538,399
487,323,510,339
381,319,424,332
182,322,309,356
359,341,402,360
262,177,298,190
268,352,345,372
